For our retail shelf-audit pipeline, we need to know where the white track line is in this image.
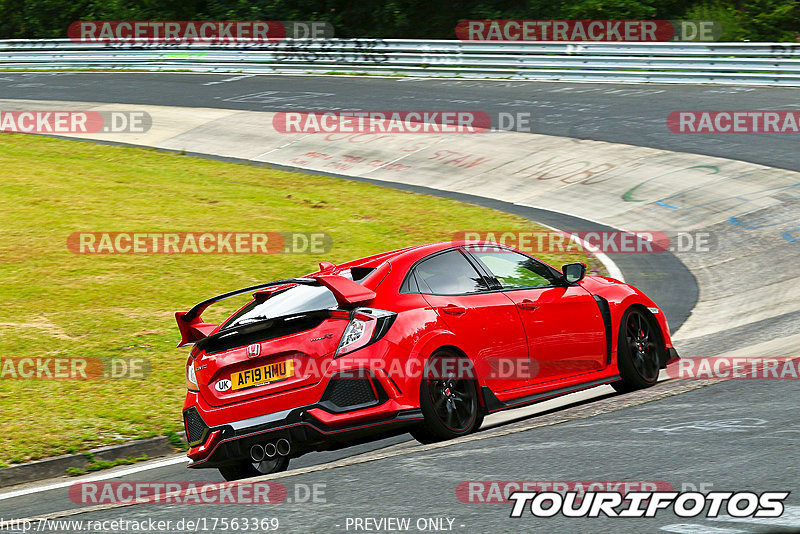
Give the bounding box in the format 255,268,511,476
0,384,624,501
0,456,189,501
1,379,663,501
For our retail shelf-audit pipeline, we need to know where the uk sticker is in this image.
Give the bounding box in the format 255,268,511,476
215,379,232,392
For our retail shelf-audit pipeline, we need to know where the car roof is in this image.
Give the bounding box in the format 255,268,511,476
323,240,504,272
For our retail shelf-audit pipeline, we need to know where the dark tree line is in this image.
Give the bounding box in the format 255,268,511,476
0,0,797,41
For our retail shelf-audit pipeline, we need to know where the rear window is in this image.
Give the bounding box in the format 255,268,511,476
222,284,338,330
220,267,363,329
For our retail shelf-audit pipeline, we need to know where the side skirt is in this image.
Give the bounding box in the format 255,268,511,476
481,376,621,414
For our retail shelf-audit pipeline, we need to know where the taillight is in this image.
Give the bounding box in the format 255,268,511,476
186,356,199,391
334,308,396,358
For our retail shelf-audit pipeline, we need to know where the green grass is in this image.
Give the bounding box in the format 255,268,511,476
0,134,597,464
166,430,188,451
66,453,150,476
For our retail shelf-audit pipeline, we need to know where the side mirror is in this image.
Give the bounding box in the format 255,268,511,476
562,263,586,284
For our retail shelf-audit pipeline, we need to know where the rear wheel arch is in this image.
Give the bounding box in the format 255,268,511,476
420,344,484,391
409,332,484,382
428,345,474,371
410,346,484,443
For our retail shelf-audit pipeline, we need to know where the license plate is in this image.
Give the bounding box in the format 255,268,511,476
231,360,294,391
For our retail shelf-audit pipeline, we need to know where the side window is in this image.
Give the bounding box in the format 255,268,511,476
412,250,489,295
468,248,554,290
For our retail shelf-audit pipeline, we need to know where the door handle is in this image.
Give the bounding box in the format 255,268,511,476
516,299,538,311
440,304,467,316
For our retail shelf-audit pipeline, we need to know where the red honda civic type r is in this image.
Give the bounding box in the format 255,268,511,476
177,241,679,480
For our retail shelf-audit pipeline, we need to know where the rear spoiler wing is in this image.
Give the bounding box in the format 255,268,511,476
175,275,376,347
314,275,376,306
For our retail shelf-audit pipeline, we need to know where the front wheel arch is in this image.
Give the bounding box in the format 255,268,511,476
629,304,668,367
612,305,665,393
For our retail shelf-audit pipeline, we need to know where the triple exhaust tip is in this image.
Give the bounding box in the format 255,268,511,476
250,439,291,462
250,443,265,462
276,438,290,456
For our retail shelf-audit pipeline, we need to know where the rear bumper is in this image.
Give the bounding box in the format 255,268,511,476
184,353,422,468
184,336,427,467
185,402,422,468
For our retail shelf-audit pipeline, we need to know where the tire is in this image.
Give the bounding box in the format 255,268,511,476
410,350,483,443
218,456,289,481
612,307,663,393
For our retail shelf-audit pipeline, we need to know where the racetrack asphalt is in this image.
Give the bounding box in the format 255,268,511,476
1,72,797,172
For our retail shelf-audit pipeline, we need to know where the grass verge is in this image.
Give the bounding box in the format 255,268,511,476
0,134,599,464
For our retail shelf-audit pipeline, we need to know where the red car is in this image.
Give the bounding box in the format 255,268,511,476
177,241,679,480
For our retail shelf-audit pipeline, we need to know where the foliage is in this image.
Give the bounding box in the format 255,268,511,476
0,0,797,41
66,453,149,475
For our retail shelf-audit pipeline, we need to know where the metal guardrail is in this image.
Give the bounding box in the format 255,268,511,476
1,39,799,85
